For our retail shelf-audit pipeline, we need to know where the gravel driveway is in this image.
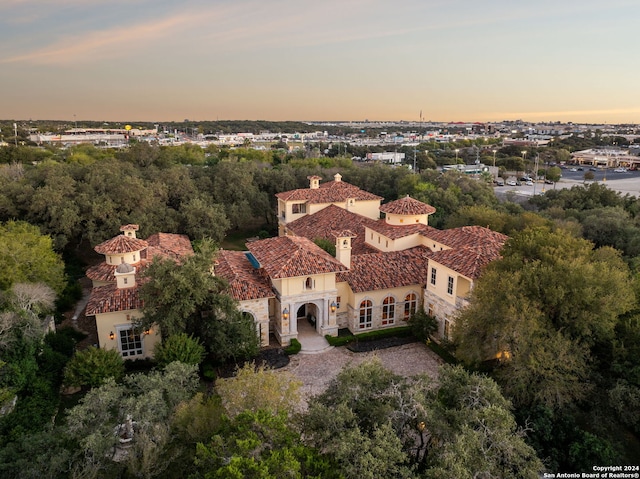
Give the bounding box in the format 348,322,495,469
280,342,444,407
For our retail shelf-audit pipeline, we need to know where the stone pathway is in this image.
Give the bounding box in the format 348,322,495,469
279,341,444,407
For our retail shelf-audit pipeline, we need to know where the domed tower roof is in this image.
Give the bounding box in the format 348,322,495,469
115,262,135,274
94,235,148,255
379,195,436,216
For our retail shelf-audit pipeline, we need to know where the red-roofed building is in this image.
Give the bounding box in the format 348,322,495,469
85,226,193,359
214,174,507,346
276,173,382,236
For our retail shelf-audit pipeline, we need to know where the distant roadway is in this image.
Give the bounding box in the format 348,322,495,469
494,168,640,198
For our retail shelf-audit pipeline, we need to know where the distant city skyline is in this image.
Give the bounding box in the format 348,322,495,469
2,0,640,124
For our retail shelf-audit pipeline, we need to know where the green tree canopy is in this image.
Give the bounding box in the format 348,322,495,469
0,221,66,294
139,239,259,363
455,226,635,408
63,346,125,388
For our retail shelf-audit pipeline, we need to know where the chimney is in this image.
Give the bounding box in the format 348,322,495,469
334,173,342,182
334,230,355,269
120,224,140,238
307,175,322,189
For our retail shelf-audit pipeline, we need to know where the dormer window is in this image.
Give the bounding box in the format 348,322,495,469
292,203,306,214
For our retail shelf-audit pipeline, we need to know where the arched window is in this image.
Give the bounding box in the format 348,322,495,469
359,300,373,329
382,295,395,325
404,293,417,320
305,277,314,290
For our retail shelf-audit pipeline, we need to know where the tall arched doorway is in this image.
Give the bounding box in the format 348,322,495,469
295,302,321,335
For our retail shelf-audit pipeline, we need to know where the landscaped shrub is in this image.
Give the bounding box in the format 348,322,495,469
426,339,458,364
407,307,438,342
325,326,413,346
154,333,205,368
284,338,301,355
44,327,86,358
325,335,354,347
63,346,125,388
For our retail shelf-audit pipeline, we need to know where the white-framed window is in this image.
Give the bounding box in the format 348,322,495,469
447,276,454,295
427,302,434,317
404,293,417,320
444,319,452,340
382,295,395,325
359,300,373,329
118,326,143,358
336,296,341,309
430,267,437,286
292,203,306,214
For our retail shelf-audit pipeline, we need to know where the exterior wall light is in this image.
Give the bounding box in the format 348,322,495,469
282,308,289,320
330,301,337,313
109,331,115,340
143,328,152,335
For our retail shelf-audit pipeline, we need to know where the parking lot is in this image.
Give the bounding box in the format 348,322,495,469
495,168,640,198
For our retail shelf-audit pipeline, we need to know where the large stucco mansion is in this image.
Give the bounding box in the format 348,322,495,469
85,173,506,359
217,173,507,347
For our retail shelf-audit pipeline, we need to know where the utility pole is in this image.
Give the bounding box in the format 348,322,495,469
13,123,17,146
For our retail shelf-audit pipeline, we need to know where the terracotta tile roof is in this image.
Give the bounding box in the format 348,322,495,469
94,234,148,255
275,178,382,204
430,243,504,279
380,196,436,215
215,251,275,301
286,205,379,256
86,262,118,283
337,246,431,292
144,233,193,260
426,226,508,250
86,283,143,315
368,220,439,240
247,235,348,279
330,229,356,239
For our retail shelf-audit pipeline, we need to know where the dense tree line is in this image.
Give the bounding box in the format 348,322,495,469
3,140,640,473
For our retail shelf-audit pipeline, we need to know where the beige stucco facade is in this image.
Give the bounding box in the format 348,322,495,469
95,309,160,359
424,260,473,340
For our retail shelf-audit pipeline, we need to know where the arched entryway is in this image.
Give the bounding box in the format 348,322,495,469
296,303,320,331
293,301,332,353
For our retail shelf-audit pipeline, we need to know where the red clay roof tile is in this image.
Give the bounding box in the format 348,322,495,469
276,178,382,204
380,196,436,215
337,246,431,292
286,205,379,256
86,283,143,315
247,235,348,279
215,251,275,301
94,235,148,255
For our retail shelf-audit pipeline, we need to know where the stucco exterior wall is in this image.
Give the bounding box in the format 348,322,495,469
426,261,460,307
385,213,428,226
420,236,451,252
278,273,337,296
95,309,160,359
106,251,142,265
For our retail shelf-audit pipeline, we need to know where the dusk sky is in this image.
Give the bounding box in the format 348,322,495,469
2,0,639,124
